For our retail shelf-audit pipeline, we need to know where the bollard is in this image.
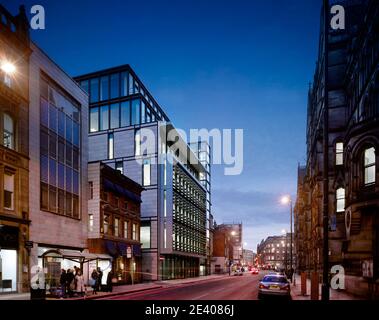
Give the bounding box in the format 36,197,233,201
301,272,307,296
311,272,319,300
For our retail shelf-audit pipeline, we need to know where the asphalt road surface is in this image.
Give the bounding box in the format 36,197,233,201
104,273,262,300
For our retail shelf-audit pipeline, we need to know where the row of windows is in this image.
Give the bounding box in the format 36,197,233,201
334,146,376,213
40,77,82,218
80,71,167,122
41,183,79,218
41,98,80,147
97,214,139,241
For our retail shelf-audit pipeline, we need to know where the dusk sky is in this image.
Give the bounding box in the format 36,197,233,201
5,0,322,250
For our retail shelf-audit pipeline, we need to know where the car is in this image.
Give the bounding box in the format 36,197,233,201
250,268,259,275
258,274,291,300
233,269,243,276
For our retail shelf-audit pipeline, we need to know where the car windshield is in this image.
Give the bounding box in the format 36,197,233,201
262,276,287,283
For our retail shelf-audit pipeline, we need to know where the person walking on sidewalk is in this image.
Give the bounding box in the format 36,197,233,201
106,269,114,292
59,269,67,299
66,269,75,297
97,267,103,292
75,270,85,297
90,269,99,295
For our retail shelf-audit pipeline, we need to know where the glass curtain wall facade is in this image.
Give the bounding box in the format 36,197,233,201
75,65,208,281
40,75,81,218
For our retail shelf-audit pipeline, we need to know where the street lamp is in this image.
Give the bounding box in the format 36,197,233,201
1,60,16,74
280,195,293,281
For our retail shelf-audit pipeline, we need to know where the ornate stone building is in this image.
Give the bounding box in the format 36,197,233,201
0,5,31,294
295,0,379,298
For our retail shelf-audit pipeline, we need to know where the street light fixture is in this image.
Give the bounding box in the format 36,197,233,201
1,61,16,74
280,195,293,281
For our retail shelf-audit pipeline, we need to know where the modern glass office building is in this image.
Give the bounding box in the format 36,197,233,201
75,65,209,280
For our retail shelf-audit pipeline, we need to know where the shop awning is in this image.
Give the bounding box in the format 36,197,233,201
41,249,112,263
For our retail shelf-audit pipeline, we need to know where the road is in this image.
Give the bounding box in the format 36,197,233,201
104,273,262,300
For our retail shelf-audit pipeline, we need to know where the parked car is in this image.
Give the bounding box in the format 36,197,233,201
258,274,291,300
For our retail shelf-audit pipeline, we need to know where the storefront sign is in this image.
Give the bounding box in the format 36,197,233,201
0,225,19,250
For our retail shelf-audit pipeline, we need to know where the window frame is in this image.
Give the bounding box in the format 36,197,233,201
364,147,376,186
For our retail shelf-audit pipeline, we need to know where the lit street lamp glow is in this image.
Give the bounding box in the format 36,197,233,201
280,195,291,205
1,61,16,74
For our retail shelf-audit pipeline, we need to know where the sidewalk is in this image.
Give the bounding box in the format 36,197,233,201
61,274,231,300
290,274,363,300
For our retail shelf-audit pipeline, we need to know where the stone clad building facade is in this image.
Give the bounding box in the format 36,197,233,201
294,0,379,298
0,5,31,294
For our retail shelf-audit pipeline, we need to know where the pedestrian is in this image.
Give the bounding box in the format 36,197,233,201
97,267,103,292
75,270,85,297
59,269,67,299
90,269,98,295
66,269,75,297
106,269,114,293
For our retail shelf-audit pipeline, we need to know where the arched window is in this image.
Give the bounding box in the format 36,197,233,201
336,142,344,166
336,188,345,213
364,147,376,185
3,113,14,149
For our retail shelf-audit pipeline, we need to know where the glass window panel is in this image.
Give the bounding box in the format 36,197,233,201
120,101,130,127
73,195,79,218
73,170,79,195
365,166,376,185
121,72,128,96
41,155,49,183
49,103,57,132
100,105,109,131
143,159,151,186
66,116,72,142
129,74,134,94
3,114,14,149
41,183,48,210
58,189,65,215
141,101,146,124
336,188,345,213
58,138,65,163
131,99,140,125
100,76,109,101
80,80,89,94
110,103,120,129
73,147,79,170
365,147,375,166
66,143,72,167
49,186,57,213
108,133,114,159
58,163,65,189
73,122,79,146
110,73,120,99
90,78,99,103
40,98,49,127
49,158,57,187
58,110,65,137
66,167,72,193
135,129,141,156
90,107,99,132
40,128,49,156
49,131,57,159
66,193,72,217
140,225,151,249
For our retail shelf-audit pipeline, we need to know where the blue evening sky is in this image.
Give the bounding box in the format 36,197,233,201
5,0,322,250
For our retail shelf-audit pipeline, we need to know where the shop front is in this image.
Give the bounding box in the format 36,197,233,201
0,225,20,294
37,246,112,296
89,239,142,285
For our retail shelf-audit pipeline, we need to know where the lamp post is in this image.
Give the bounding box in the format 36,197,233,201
281,196,293,281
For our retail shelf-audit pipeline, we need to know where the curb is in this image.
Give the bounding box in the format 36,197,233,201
73,285,164,300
